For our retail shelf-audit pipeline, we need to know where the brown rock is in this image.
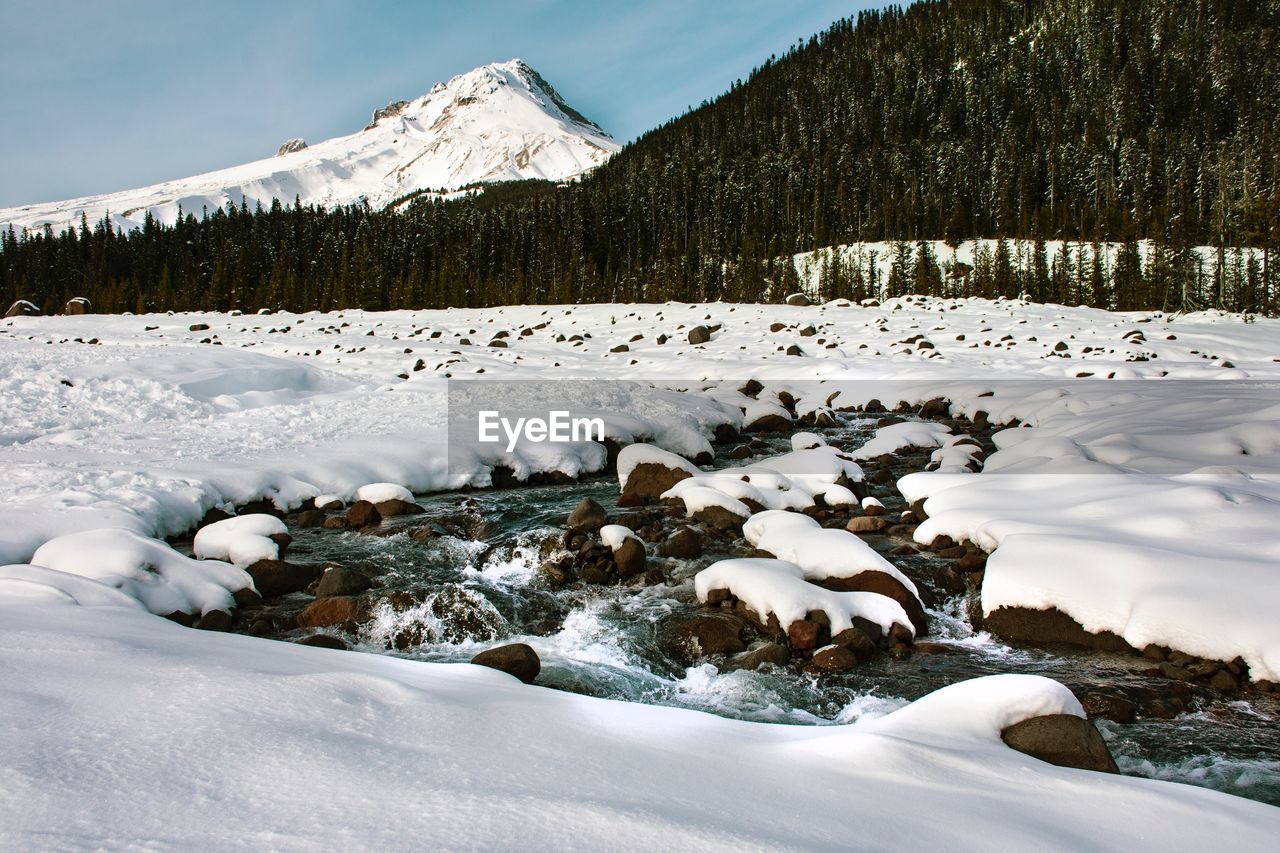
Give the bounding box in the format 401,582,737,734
622,461,693,499
314,565,373,597
1081,692,1137,723
788,619,821,650
566,498,609,533
346,500,382,528
196,609,233,631
612,537,647,579
293,509,327,528
296,596,367,629
672,615,746,659
984,606,1135,653
688,325,711,344
822,571,927,636
846,516,887,534
726,642,789,671
660,526,703,558
374,498,425,517
471,643,541,684
691,505,746,532
298,634,349,650
806,645,860,673
1001,714,1119,773
830,627,876,660
745,413,792,432
1209,669,1240,693
246,559,322,598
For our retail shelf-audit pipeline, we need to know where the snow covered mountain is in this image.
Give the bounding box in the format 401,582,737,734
0,59,619,234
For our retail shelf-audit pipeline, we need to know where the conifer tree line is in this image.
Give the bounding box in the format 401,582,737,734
3,0,1277,314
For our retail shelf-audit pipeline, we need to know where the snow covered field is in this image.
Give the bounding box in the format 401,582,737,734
2,295,1279,845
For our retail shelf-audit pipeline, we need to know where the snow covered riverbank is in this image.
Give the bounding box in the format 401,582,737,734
2,599,1278,850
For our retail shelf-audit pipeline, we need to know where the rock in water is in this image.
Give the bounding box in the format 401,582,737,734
612,537,646,579
805,645,859,673
298,633,348,650
314,565,373,598
566,498,608,533
471,643,541,684
296,596,368,629
346,500,382,529
1001,714,1119,773
246,559,322,598
374,498,425,517
622,462,693,500
671,615,747,660
660,526,703,558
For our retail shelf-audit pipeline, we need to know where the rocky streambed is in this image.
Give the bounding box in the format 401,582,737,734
176,407,1280,806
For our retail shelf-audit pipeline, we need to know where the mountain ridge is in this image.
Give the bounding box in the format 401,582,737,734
0,59,618,234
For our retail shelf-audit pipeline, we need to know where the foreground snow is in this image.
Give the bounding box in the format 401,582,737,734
1,599,1276,850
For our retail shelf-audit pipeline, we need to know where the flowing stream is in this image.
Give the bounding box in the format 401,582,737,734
246,417,1280,807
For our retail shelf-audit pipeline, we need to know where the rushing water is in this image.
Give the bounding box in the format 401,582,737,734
268,419,1280,807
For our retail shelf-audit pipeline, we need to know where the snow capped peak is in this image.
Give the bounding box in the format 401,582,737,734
1,60,620,234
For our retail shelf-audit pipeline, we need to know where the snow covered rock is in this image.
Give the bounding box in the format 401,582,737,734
791,431,826,450
64,296,91,315
852,420,953,459
31,529,253,617
600,524,646,578
193,514,288,566
677,487,752,530
743,399,792,432
743,510,927,633
784,293,812,306
355,482,414,504
694,558,914,639
5,299,39,318
617,444,698,499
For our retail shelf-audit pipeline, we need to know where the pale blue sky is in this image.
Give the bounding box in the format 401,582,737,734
0,1,878,207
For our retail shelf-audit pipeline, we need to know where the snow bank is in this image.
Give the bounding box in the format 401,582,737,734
193,514,287,565
899,380,1280,681
694,558,914,637
31,528,253,616
3,601,1277,849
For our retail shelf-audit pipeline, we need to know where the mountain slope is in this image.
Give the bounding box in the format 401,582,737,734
0,59,618,233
